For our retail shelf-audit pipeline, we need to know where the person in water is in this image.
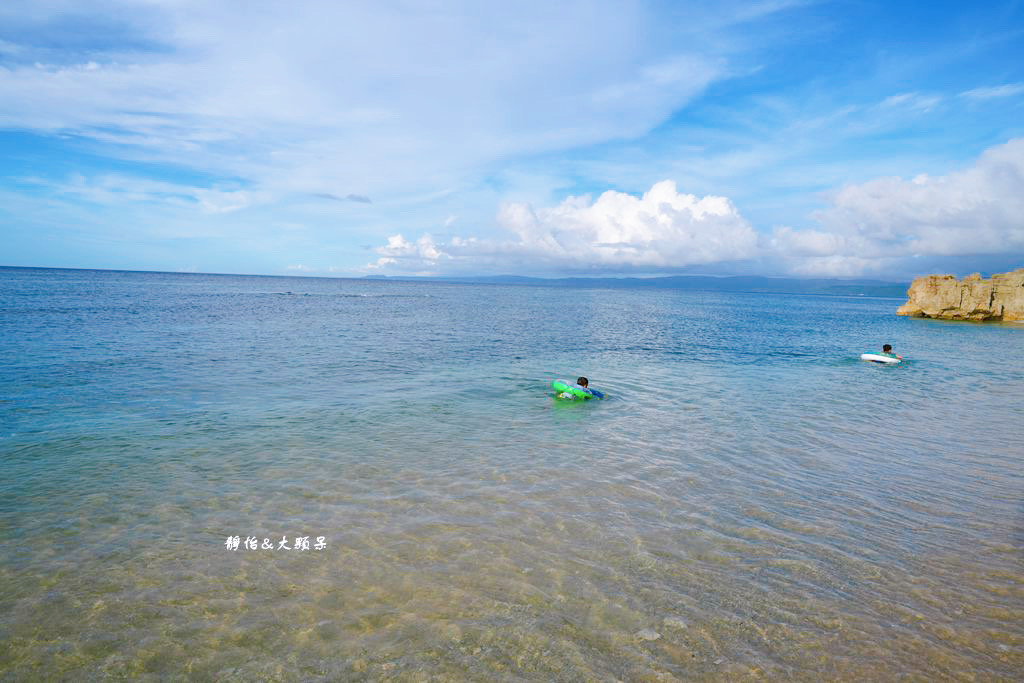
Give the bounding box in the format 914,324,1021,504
575,377,604,398
882,344,903,359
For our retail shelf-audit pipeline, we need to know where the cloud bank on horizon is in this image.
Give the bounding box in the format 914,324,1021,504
371,139,1024,277
1,1,1023,279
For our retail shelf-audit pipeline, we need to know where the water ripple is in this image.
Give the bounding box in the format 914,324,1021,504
1,269,1022,679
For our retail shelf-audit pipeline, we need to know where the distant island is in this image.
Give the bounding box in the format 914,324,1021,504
897,269,1024,321
364,274,909,297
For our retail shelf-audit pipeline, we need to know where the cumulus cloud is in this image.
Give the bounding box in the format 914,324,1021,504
368,180,760,273
499,181,758,267
770,138,1024,274
369,140,1024,277
5,3,1020,278
367,234,447,270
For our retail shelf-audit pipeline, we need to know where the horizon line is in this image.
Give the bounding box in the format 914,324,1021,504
0,263,919,284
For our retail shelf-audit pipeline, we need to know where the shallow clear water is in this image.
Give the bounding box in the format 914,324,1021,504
1,267,1022,680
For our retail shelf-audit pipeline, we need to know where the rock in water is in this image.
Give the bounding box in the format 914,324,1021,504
897,269,1024,321
634,628,662,642
662,616,688,630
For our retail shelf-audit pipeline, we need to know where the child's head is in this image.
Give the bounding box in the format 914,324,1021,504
576,376,588,387
883,344,893,353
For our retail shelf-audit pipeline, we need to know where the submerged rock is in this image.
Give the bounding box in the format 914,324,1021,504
662,616,688,630
897,269,1024,321
634,628,662,642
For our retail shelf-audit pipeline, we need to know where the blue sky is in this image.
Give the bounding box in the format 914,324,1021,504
1,0,1022,279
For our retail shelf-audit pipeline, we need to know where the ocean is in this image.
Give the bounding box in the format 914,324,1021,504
1,266,1022,680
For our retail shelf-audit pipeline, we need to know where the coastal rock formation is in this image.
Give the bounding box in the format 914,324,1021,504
897,269,1024,321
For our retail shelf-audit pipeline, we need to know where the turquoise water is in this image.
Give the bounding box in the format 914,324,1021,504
1,266,1022,680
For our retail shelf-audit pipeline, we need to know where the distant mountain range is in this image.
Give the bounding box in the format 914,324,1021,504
363,274,910,298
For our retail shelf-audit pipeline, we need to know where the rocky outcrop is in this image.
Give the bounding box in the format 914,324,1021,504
897,269,1024,321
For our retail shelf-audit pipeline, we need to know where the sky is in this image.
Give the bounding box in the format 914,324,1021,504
1,0,1023,280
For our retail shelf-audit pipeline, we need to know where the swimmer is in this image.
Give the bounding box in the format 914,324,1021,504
882,344,903,360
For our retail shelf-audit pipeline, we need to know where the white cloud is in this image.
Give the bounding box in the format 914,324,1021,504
767,226,846,258
192,189,254,214
960,83,1024,100
770,138,1024,274
879,92,941,113
370,139,1024,277
369,234,447,269
4,2,1019,279
0,0,742,204
31,173,257,214
367,180,760,273
499,181,758,267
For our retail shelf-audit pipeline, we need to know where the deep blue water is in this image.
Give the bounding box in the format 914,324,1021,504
1,267,1022,680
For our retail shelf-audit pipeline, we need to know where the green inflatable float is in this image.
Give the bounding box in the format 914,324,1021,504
552,379,604,400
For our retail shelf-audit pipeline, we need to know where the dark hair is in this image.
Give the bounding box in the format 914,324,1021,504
576,376,588,387
882,344,892,353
